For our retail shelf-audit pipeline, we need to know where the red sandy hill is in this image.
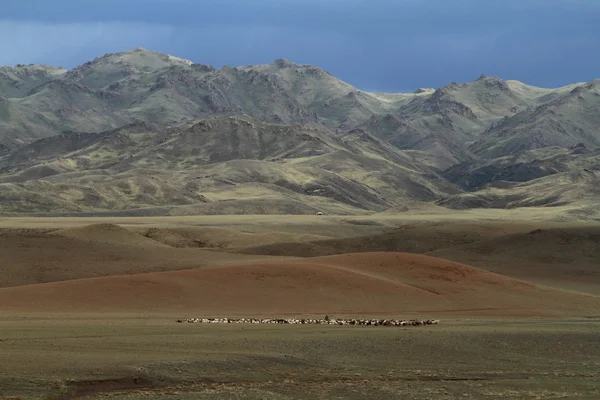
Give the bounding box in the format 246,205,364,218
0,253,598,317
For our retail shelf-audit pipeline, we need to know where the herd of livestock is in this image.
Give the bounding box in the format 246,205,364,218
176,317,440,327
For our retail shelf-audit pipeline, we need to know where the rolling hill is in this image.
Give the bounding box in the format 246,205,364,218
1,252,598,316
0,223,303,288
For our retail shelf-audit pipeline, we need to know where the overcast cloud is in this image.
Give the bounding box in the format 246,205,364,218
1,0,598,92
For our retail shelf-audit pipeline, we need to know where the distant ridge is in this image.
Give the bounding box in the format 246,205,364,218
1,48,599,215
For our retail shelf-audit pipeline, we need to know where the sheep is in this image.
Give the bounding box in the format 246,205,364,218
176,317,439,327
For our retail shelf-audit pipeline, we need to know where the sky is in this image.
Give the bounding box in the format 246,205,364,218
1,0,599,92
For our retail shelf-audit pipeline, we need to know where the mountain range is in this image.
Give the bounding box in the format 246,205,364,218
1,48,599,216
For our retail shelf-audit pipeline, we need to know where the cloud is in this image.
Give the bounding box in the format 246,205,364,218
0,0,599,91
0,19,349,69
3,0,599,30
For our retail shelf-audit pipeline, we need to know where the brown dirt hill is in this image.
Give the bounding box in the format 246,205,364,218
428,226,600,294
133,226,328,248
53,223,171,247
229,222,600,294
231,221,540,257
1,252,597,317
0,228,297,288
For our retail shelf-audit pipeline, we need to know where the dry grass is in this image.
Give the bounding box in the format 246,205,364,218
1,213,600,399
0,317,598,399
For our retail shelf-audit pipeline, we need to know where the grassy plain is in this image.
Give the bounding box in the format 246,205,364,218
0,211,599,399
0,317,599,399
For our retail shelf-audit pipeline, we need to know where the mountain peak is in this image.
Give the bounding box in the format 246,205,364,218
74,48,193,71
413,88,435,94
475,75,511,93
63,48,194,89
273,58,297,68
3,48,600,215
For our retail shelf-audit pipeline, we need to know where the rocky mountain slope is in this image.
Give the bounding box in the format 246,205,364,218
0,115,458,214
470,80,600,158
1,48,599,215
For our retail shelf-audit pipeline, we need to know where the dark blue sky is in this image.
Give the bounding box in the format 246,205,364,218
1,0,599,92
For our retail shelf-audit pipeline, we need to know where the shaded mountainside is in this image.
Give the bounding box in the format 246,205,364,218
352,75,587,170
443,144,600,191
437,169,600,210
470,80,600,158
1,48,600,214
0,115,458,214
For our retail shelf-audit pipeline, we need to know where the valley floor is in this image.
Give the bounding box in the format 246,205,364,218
0,317,599,399
0,210,599,399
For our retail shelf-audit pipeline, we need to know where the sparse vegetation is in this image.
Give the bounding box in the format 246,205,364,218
2,48,600,399
0,215,599,399
1,317,599,399
1,49,600,215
